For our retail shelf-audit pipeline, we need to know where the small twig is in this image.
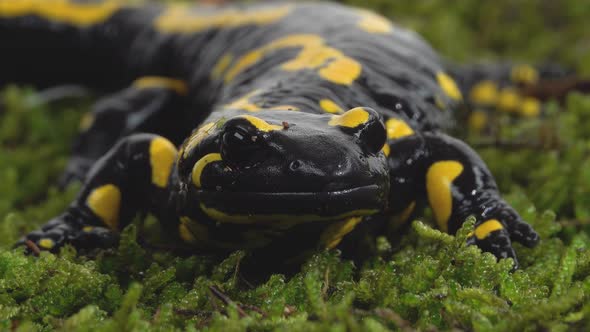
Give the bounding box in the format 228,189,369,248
373,308,414,331
241,304,268,317
283,305,297,317
522,76,590,102
239,274,255,289
208,285,248,317
152,306,161,323
11,319,20,332
173,308,212,317
232,255,242,286
25,240,41,256
559,219,590,227
321,267,330,299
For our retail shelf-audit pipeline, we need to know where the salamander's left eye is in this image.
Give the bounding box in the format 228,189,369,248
221,125,266,168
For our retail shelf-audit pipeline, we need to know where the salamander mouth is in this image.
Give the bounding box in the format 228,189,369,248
196,184,387,224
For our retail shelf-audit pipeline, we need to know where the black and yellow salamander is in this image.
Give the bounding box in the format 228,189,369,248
3,0,543,268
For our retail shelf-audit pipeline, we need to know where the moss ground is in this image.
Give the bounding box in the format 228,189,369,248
2,1,590,330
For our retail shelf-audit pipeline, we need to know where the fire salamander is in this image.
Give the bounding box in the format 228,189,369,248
3,0,545,268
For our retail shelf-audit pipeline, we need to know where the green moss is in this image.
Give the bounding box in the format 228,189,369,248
2,0,590,330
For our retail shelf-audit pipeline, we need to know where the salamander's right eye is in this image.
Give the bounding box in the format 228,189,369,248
329,107,387,154
220,124,266,168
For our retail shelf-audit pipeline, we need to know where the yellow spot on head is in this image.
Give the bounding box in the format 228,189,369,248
82,226,94,232
437,72,463,101
497,88,521,112
474,219,504,240
239,115,283,132
520,97,541,117
468,111,488,132
381,143,390,157
211,54,234,80
181,122,216,159
0,0,121,26
469,80,498,105
319,99,344,114
511,64,539,85
38,238,55,250
155,5,292,34
356,10,393,34
79,113,95,131
426,161,464,232
385,118,414,139
149,137,178,188
320,217,364,249
192,153,222,188
133,77,188,95
329,107,370,128
86,184,121,230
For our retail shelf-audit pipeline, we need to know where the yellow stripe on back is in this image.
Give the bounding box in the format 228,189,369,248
222,90,299,113
0,0,121,26
426,161,464,232
133,77,188,95
318,57,362,85
211,54,234,80
155,5,292,34
224,34,362,86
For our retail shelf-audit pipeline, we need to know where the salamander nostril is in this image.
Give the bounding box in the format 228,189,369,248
289,160,302,171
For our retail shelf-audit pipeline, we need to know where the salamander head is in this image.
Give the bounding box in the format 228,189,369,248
178,107,389,224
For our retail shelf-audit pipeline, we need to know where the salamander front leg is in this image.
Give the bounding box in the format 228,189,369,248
59,77,189,187
17,134,178,252
387,133,539,268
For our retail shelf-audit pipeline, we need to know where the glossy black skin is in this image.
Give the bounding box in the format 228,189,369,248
3,1,540,267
